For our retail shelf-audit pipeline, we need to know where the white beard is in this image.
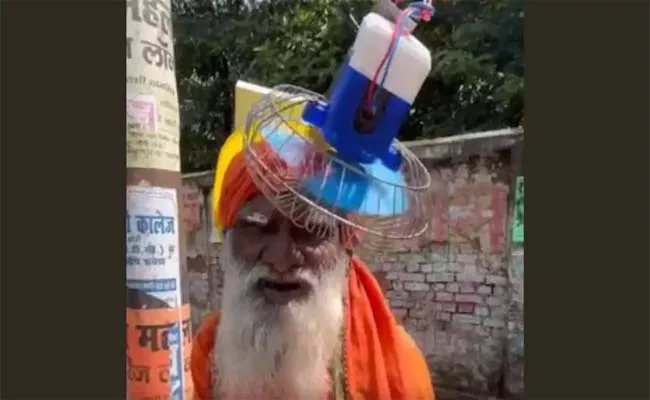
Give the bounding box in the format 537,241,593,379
213,232,348,400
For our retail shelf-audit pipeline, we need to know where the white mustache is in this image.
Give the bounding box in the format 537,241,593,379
247,264,321,287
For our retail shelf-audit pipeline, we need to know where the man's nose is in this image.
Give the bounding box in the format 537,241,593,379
261,221,300,273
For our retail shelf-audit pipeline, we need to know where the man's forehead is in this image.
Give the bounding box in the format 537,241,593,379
236,195,335,227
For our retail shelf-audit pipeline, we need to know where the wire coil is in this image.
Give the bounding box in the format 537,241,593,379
242,84,433,251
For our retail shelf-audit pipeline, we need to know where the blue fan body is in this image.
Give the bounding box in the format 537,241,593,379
262,125,408,217
261,63,412,217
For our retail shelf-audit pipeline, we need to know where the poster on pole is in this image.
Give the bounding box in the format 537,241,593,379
126,305,194,400
511,176,524,244
126,0,181,172
126,185,190,400
127,185,181,307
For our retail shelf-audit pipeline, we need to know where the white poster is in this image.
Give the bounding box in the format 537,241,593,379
126,185,181,306
126,0,181,172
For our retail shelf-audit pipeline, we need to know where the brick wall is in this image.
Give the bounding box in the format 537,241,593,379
181,128,524,399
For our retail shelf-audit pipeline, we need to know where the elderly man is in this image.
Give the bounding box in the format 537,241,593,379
191,129,435,399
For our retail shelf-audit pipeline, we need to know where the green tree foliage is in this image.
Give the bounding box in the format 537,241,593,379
173,0,523,172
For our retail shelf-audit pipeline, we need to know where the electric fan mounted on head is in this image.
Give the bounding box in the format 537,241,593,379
241,1,436,252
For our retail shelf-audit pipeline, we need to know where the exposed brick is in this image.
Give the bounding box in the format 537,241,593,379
426,272,455,283
491,326,508,339
399,272,425,282
435,292,454,302
474,325,490,336
392,308,408,319
486,275,508,286
490,306,507,318
394,263,407,272
433,263,448,272
432,283,446,291
457,254,478,263
446,282,460,293
455,294,483,304
410,291,429,300
508,321,523,331
384,263,406,272
405,299,417,308
421,263,434,273
404,282,430,292
464,264,479,275
453,314,482,325
435,302,457,312
386,290,409,300
486,297,504,306
475,306,490,317
409,308,429,319
494,286,507,297
397,253,412,262
436,311,452,321
459,283,476,293
429,253,447,263
406,254,427,263
389,299,405,308
406,263,420,273
457,321,477,333
456,273,484,283
477,285,493,295
457,303,476,314
447,263,464,273
385,272,398,280
484,318,506,328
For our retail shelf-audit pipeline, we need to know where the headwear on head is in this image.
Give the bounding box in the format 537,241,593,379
212,129,267,232
211,125,360,246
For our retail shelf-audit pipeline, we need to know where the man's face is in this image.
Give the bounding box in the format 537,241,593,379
228,194,346,305
214,195,349,399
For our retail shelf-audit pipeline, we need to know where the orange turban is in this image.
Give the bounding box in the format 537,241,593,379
211,126,360,246
211,129,254,231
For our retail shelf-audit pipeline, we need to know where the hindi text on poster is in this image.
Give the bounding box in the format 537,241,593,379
127,305,193,400
126,0,180,172
127,185,181,307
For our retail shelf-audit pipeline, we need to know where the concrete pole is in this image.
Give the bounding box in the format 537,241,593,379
126,0,192,399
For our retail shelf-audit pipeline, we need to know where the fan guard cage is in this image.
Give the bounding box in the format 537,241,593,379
242,84,432,251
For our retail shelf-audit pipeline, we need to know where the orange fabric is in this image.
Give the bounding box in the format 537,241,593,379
217,140,293,229
190,312,220,400
344,256,434,399
217,148,260,229
190,258,434,400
